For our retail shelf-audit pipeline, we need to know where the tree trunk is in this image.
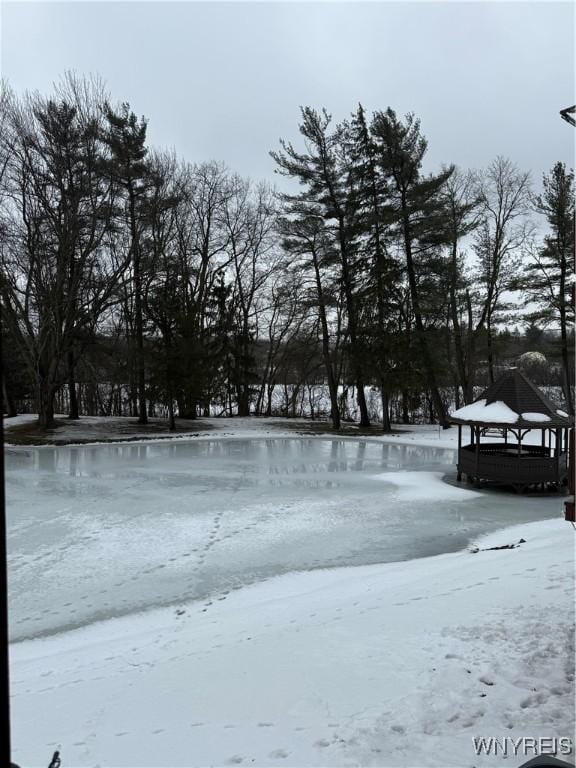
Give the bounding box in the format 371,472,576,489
3,377,17,418
449,243,469,402
356,378,370,427
237,389,250,417
37,386,56,429
381,386,391,432
401,204,449,428
128,182,147,426
559,287,574,415
167,392,175,431
428,394,436,425
311,245,340,430
266,383,275,417
67,350,80,420
486,314,495,384
401,391,410,425
335,215,370,428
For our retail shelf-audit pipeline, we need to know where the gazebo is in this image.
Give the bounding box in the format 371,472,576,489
450,369,574,493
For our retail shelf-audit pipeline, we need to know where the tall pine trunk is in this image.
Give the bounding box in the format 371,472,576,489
449,243,469,402
311,245,340,430
128,182,147,426
401,203,449,428
336,219,369,427
486,313,495,384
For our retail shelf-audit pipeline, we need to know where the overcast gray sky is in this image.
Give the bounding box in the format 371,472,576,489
2,1,574,189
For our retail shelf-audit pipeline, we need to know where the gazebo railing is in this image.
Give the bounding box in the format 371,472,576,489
458,442,568,487
467,443,553,458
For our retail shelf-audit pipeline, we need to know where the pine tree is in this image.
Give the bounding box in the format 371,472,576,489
525,162,575,413
345,105,400,431
103,103,150,424
370,108,454,428
271,107,371,426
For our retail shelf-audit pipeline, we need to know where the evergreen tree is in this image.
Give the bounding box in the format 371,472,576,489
345,105,400,430
271,108,372,427
102,102,150,424
370,108,454,428
525,162,575,413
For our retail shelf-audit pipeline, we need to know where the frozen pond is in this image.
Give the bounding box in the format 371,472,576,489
6,437,559,641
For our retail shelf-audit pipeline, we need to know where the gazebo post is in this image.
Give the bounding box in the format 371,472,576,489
504,428,508,445
555,427,561,468
541,428,546,449
566,429,575,522
457,426,462,481
474,426,480,482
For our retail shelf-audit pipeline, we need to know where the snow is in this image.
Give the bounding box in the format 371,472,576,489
521,412,552,423
10,518,574,768
6,418,575,767
450,399,519,424
2,413,38,428
372,470,482,501
557,409,570,418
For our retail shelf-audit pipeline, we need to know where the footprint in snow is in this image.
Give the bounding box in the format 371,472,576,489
269,749,289,759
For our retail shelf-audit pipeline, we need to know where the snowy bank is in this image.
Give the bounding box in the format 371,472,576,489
10,517,574,768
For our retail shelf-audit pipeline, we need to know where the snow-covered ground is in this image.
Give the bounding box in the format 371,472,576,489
6,417,575,767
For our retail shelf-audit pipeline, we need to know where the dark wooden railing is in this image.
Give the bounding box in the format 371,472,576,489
458,442,568,489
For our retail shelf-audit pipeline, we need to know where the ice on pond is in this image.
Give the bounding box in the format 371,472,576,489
6,437,559,641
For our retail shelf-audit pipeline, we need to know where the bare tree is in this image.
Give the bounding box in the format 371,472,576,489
473,157,531,383
223,179,279,416
443,168,482,403
0,75,122,428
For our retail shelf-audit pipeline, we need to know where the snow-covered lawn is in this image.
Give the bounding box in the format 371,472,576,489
6,417,575,767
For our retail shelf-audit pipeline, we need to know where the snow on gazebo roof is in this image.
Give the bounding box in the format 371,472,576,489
449,369,574,429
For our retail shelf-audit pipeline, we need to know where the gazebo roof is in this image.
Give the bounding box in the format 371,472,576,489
449,369,574,429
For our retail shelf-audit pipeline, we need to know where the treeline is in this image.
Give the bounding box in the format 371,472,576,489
0,76,574,430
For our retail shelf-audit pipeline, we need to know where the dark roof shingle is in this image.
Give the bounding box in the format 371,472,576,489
449,369,574,428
